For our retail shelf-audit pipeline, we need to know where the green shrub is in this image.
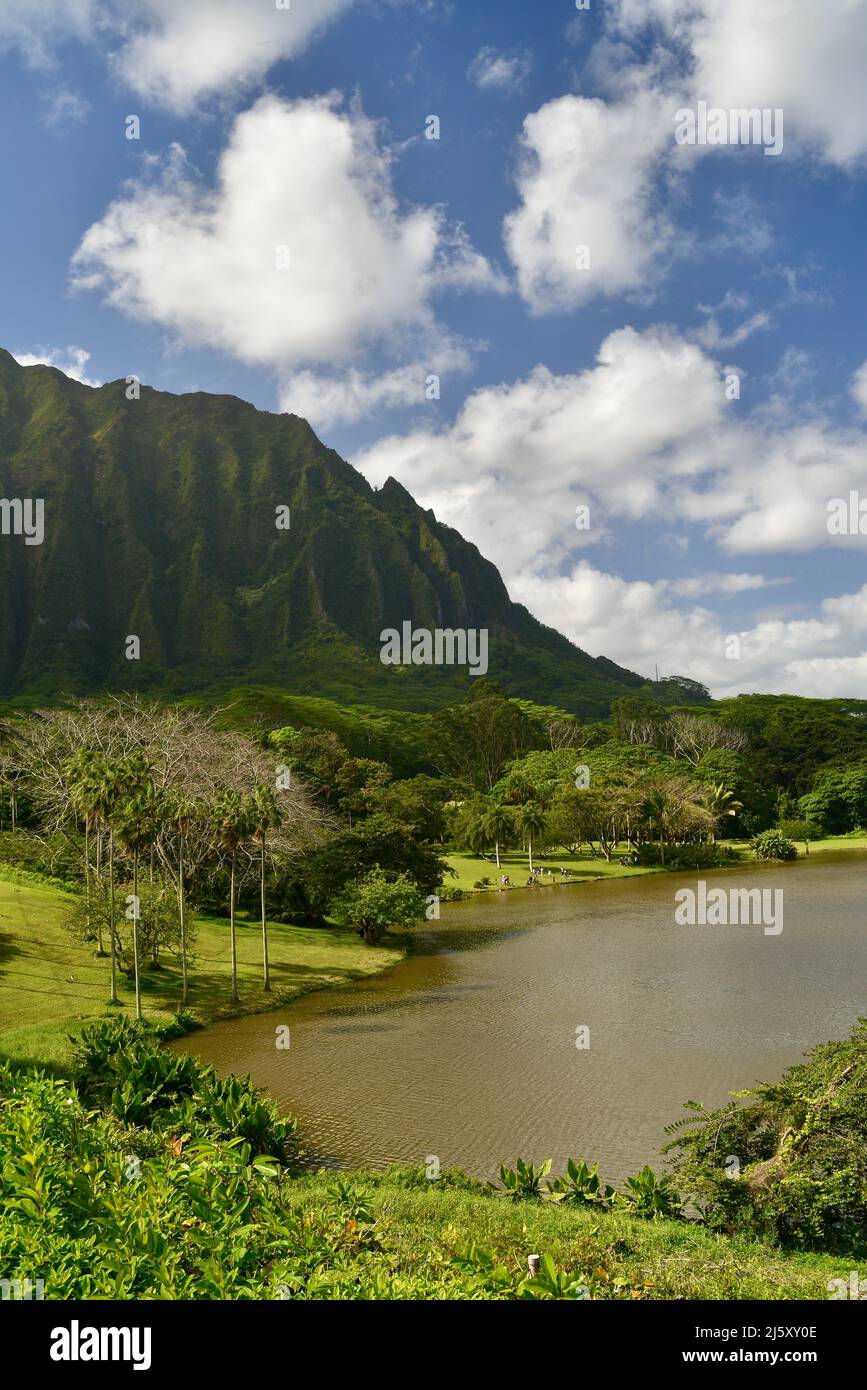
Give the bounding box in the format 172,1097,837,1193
751,830,798,861
665,1018,867,1254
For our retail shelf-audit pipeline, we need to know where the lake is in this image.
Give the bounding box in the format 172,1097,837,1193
178,852,867,1184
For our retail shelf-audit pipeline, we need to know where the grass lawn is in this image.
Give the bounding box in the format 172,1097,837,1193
446,847,659,894
282,1169,848,1300
445,832,867,895
0,870,401,1073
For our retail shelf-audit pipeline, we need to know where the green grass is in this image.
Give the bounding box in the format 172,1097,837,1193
270,1168,848,1299
0,871,401,1073
446,848,659,893
446,833,867,895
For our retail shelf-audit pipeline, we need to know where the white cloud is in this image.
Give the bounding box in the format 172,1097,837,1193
510,564,867,699
355,324,732,576
611,0,867,168
43,89,90,127
355,322,867,696
112,0,353,114
0,0,99,69
0,0,352,112
71,95,502,385
467,46,531,93
12,346,101,387
851,360,867,417
503,89,677,312
279,342,473,427
504,1,867,312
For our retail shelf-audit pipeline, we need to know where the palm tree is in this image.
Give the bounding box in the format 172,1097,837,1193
517,801,547,873
702,783,743,843
212,790,252,1006
64,749,104,953
89,757,128,1005
640,787,671,864
478,801,513,870
112,774,159,1021
164,794,199,1006
249,786,281,993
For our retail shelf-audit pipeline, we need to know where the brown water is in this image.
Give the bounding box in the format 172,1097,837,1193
177,853,867,1183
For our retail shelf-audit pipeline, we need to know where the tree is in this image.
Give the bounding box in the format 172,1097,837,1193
640,787,672,865
63,749,105,954
777,818,820,855
702,783,743,843
478,801,514,870
249,785,282,992
328,868,426,944
158,793,203,1005
430,683,534,792
111,774,159,1021
89,756,130,1005
517,801,547,872
211,790,253,1005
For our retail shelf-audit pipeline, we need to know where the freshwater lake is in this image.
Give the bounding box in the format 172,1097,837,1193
179,852,867,1184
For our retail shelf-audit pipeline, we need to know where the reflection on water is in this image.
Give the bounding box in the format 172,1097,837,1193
176,853,867,1183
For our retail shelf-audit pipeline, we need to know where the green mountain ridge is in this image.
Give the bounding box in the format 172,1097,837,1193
0,348,655,715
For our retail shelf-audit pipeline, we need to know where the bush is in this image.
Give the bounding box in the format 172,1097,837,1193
665,1018,867,1254
636,842,739,870
751,830,798,861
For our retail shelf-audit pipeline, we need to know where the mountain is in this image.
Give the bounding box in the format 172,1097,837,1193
0,348,652,717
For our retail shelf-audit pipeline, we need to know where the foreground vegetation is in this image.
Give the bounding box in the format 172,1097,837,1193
0,1020,855,1301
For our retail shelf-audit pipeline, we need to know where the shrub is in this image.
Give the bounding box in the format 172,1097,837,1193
665,1018,867,1254
636,842,738,870
751,830,798,861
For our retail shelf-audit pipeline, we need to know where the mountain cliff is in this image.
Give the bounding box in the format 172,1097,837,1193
0,349,647,715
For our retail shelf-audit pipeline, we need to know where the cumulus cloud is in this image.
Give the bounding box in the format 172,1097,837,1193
504,1,867,311
851,360,867,417
510,564,867,700
356,324,736,575
611,0,867,168
279,340,473,427
0,0,352,111
467,46,531,93
358,323,867,570
355,322,867,696
503,88,678,312
71,95,503,388
12,346,101,386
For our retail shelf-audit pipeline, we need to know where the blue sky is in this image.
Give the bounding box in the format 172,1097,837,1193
3,0,867,697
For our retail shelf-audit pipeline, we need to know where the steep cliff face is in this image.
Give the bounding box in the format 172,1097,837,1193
0,350,645,713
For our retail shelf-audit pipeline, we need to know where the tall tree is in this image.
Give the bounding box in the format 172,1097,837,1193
517,801,547,873
249,785,282,993
112,772,159,1021
478,801,514,869
212,790,253,1006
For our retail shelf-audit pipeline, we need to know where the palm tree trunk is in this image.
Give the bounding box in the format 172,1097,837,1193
178,836,188,1006
95,831,105,954
132,850,142,1021
528,836,534,873
230,850,239,1004
108,830,118,1005
494,839,501,869
260,841,271,992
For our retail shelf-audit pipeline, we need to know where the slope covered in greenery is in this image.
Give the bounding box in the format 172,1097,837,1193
0,350,650,716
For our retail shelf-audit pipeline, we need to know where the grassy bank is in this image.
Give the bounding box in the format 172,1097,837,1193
446,832,867,894
0,871,401,1073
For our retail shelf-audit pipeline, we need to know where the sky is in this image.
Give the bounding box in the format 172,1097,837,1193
2,0,867,699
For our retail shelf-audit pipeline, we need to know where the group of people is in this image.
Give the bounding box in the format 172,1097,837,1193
497,865,575,888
